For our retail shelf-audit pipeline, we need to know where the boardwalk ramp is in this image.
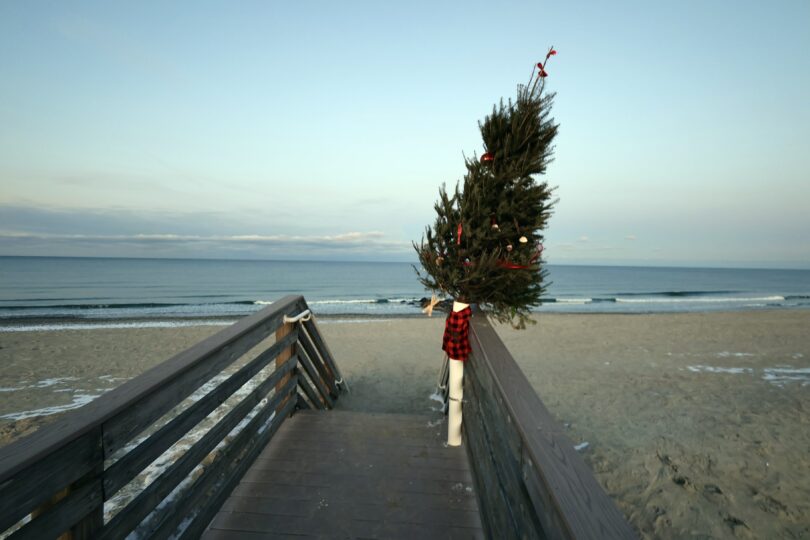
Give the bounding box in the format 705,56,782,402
204,410,483,539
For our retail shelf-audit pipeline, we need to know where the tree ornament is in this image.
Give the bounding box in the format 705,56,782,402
530,242,544,263
519,236,528,244
481,152,494,162
506,244,513,252
436,255,444,265
456,223,463,245
422,294,440,317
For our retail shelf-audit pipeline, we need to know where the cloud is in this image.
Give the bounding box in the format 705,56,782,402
0,203,415,260
0,230,408,252
625,235,637,241
578,235,589,242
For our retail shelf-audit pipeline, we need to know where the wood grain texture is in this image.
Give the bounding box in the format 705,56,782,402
0,295,353,539
142,377,299,540
301,317,344,390
175,389,298,540
0,296,305,482
295,367,324,411
99,358,298,539
296,345,334,409
203,411,482,539
465,310,636,539
296,327,338,397
102,298,302,456
104,332,298,498
0,428,102,534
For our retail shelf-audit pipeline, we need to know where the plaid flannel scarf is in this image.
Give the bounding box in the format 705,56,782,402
442,306,472,361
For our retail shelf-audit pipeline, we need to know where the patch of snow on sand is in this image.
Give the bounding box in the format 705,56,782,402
687,365,753,374
763,367,810,387
686,365,810,387
0,394,101,420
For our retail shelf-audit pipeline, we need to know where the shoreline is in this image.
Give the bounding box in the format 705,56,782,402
3,306,810,332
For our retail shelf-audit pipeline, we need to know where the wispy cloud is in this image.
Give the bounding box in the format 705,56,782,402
625,234,637,241
0,230,408,252
0,204,413,260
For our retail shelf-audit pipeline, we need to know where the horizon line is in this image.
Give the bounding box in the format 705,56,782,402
1,254,808,272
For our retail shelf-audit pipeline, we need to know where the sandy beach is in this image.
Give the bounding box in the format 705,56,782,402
1,310,809,538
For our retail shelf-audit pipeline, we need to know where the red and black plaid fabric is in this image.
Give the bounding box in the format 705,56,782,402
442,306,472,361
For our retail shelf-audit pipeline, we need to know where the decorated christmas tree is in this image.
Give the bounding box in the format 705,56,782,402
415,50,559,329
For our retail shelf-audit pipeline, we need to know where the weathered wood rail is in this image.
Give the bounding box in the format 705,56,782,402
0,295,344,539
461,308,637,539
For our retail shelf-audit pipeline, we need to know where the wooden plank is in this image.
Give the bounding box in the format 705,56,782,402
0,429,102,534
295,393,311,411
9,476,102,540
0,296,305,499
103,297,304,456
466,312,636,539
206,411,482,538
136,380,298,539
295,368,323,411
99,357,298,540
463,363,523,538
296,327,338,397
465,352,546,539
274,322,294,415
296,346,334,409
301,317,344,390
103,333,298,498
174,391,298,540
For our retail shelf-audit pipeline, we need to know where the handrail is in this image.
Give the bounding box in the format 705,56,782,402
463,308,636,539
0,295,344,539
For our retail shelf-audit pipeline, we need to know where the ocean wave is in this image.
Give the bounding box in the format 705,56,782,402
308,298,418,305
0,320,235,332
0,300,257,311
613,290,740,297
615,295,785,304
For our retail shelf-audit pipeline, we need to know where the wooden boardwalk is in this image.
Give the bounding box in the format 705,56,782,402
203,410,484,539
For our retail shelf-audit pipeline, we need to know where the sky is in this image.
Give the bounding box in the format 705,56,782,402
1,1,809,268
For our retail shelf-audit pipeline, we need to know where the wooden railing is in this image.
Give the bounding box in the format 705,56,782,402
462,309,637,539
0,295,343,539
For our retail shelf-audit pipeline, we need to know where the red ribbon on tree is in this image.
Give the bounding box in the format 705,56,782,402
456,223,463,245
497,260,532,270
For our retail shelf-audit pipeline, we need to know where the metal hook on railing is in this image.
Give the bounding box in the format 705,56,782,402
283,309,312,324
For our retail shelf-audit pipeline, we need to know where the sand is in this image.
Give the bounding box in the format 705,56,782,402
1,311,809,538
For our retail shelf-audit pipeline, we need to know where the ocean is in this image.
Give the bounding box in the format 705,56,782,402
1,256,809,330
